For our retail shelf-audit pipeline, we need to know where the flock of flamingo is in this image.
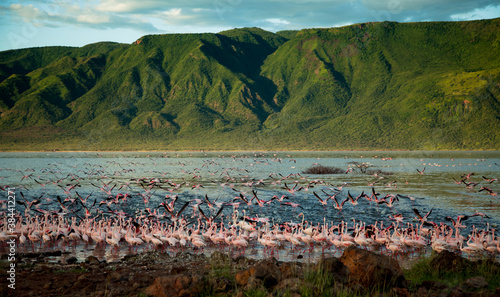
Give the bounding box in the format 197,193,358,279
0,152,499,262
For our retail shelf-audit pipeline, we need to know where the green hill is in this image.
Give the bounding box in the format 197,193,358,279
0,20,499,151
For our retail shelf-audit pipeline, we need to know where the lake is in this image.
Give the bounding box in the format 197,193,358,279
1,151,499,263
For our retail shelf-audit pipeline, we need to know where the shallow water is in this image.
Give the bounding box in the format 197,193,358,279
1,151,499,264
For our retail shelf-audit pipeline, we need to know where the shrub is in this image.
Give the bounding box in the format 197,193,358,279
302,165,344,174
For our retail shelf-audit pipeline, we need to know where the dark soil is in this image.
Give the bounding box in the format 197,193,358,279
2,249,500,297
1,251,215,297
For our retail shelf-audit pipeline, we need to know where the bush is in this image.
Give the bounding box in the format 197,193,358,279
302,165,344,174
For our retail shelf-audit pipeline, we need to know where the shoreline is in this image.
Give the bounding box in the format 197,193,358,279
0,149,498,153
2,246,499,297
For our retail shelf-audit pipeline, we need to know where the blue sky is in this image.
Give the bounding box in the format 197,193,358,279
1,0,499,52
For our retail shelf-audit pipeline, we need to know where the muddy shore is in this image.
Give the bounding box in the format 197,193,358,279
1,247,500,297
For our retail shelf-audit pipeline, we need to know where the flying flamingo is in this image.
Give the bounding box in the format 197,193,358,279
283,183,303,195
482,176,498,183
331,193,349,213
281,202,303,210
346,191,365,206
313,191,329,207
413,208,433,224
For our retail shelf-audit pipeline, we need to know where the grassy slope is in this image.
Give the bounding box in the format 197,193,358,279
261,20,500,150
0,20,499,151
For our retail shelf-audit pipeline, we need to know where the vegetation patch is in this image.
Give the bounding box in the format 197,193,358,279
302,164,344,174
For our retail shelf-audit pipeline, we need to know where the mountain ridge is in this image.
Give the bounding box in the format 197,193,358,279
0,19,499,151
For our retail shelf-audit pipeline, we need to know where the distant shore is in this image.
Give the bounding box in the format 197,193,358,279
1,149,498,153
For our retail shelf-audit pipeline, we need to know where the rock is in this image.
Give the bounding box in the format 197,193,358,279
244,276,264,291
66,256,78,264
210,251,231,263
233,255,250,266
19,252,42,259
82,284,94,294
391,287,411,297
429,250,472,273
416,286,429,297
252,259,282,288
170,266,186,274
339,246,407,291
234,258,282,289
256,259,282,286
210,276,233,293
279,262,302,279
85,256,101,265
145,273,206,297
235,268,253,286
60,279,72,288
72,280,84,289
132,282,141,290
316,257,349,284
419,280,449,291
175,251,200,260
124,250,169,265
78,274,87,281
275,277,304,293
110,271,126,282
42,251,63,257
465,276,488,289
448,288,469,297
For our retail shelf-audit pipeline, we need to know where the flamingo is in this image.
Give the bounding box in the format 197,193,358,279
283,183,303,195
281,202,303,209
150,235,164,248
445,215,468,229
478,186,497,196
28,229,41,249
106,233,120,249
386,240,403,255
331,194,348,212
413,208,433,224
482,176,498,183
470,210,490,219
459,240,481,258
313,191,329,207
18,192,42,213
346,191,365,206
380,194,399,208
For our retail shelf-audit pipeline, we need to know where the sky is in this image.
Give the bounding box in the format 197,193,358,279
0,0,499,52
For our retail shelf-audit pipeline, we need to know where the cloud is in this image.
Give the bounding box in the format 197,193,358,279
76,13,110,25
95,0,165,13
4,0,499,33
8,3,41,21
163,8,182,18
266,18,290,26
450,4,500,21
94,0,213,13
0,0,499,51
1,1,161,32
357,0,500,22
